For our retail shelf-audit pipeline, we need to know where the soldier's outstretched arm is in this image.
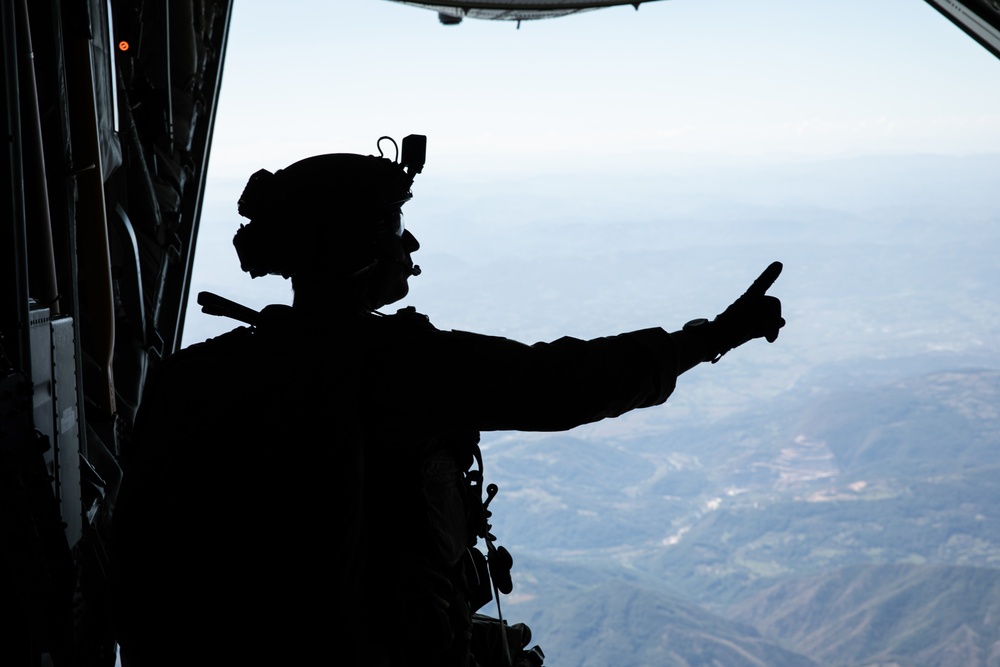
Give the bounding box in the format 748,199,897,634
377,262,785,437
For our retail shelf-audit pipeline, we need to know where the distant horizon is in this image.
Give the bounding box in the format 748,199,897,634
201,149,1000,185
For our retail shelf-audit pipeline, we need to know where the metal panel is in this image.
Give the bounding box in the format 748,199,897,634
29,304,54,467
28,307,84,550
52,315,82,548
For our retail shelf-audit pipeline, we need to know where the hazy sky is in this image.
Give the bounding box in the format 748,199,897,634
208,0,1000,173
183,0,1000,344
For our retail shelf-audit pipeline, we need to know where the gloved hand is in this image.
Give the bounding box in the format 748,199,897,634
710,261,785,361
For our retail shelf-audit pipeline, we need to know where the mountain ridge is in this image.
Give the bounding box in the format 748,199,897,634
727,563,1000,667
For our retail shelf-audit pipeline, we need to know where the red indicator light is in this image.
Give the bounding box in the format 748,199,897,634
118,40,130,52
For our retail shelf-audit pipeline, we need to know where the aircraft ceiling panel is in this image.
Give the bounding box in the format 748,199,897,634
388,0,662,23
391,0,1000,65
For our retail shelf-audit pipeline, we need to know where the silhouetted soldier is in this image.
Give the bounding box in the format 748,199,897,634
110,135,784,666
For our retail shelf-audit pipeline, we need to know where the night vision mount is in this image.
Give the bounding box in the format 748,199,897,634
382,133,427,187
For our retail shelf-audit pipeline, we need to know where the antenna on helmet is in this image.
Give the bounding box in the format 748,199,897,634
377,136,399,161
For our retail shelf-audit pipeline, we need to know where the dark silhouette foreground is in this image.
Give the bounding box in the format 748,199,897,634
110,135,784,666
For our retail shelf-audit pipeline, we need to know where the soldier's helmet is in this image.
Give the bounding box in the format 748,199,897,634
233,135,425,279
